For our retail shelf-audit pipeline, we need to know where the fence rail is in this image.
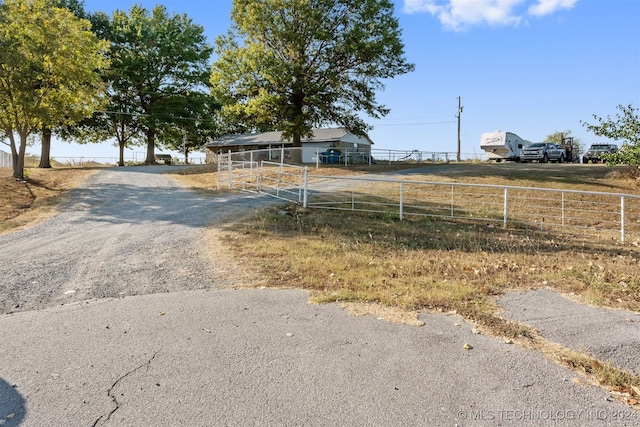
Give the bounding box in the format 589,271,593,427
370,149,481,163
0,150,11,168
303,175,640,242
213,147,482,168
216,150,640,243
258,161,308,203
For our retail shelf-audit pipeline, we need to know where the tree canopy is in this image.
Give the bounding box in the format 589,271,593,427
106,5,214,164
37,0,93,169
211,0,414,146
0,0,108,179
582,104,640,168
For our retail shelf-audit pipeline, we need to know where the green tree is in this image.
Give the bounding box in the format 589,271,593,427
0,0,108,179
211,0,414,147
59,10,146,167
582,104,640,168
108,5,213,165
158,92,221,164
37,0,91,169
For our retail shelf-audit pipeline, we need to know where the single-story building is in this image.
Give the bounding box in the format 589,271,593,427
204,127,374,164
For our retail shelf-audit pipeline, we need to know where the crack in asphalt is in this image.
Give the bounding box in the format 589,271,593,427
92,349,161,427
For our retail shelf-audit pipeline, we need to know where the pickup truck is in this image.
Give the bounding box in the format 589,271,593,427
582,143,618,163
521,142,566,163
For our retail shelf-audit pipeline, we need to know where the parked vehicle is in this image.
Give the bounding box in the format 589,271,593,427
480,131,531,162
155,154,173,165
557,135,577,163
319,149,342,164
521,142,566,163
582,143,618,163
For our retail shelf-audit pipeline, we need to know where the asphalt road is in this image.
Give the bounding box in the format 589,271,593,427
0,166,638,426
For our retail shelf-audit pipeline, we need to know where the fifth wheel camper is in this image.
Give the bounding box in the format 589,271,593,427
480,131,531,162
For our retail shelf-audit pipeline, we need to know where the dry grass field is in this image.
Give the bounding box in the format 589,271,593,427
0,167,96,234
171,162,640,401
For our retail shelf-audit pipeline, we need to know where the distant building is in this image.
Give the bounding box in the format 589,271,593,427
204,127,374,163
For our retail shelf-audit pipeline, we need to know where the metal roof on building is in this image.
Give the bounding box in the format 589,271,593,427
205,127,371,148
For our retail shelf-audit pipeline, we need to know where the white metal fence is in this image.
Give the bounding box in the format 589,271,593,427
302,175,640,243
216,151,640,243
0,150,11,168
213,147,481,168
50,156,206,166
257,162,308,203
371,149,482,163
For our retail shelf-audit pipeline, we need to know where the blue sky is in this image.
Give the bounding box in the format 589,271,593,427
41,0,640,160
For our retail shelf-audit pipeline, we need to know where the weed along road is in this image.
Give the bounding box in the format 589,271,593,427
0,167,638,426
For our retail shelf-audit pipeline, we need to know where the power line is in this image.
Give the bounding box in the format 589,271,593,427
374,120,457,127
96,110,457,127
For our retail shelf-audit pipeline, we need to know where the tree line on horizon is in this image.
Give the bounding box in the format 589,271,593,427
1,0,637,181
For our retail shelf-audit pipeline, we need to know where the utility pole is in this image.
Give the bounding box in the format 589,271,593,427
456,96,463,162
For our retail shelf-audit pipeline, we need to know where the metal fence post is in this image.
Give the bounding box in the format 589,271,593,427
216,154,221,190
256,160,262,192
250,152,254,184
276,166,281,198
621,195,625,243
561,192,565,227
451,185,454,218
227,150,233,189
399,181,404,220
503,187,509,227
351,180,355,211
241,162,245,190
302,167,309,208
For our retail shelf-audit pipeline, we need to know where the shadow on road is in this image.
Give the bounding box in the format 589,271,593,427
60,168,271,229
0,377,26,426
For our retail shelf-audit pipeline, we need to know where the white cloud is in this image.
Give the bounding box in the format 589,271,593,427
528,0,578,17
403,0,579,30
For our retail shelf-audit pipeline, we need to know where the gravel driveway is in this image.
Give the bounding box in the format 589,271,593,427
1,166,638,426
0,166,271,315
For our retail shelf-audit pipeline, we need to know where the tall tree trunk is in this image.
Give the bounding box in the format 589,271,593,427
13,132,27,180
144,128,155,165
38,127,52,168
8,131,19,171
184,147,189,165
291,131,302,163
118,140,126,167
290,91,304,163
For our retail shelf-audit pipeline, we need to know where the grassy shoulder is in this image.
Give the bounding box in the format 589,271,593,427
0,167,96,234
186,163,640,404
220,207,640,406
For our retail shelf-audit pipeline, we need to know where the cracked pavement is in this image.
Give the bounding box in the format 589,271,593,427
0,167,638,426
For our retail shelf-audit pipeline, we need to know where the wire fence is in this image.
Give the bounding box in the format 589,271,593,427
1,154,207,168
371,149,482,163
0,150,11,168
216,152,640,243
50,156,206,166
302,175,640,243
212,147,482,168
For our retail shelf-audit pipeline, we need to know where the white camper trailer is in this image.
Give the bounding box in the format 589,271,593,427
481,131,531,162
